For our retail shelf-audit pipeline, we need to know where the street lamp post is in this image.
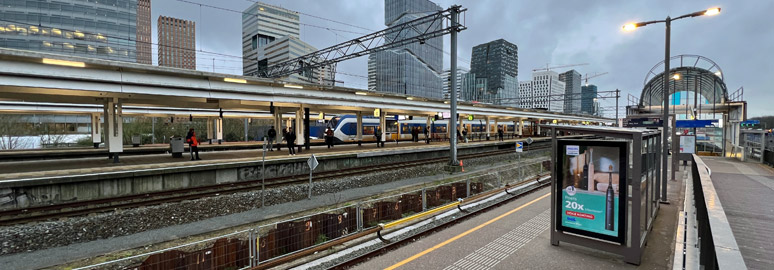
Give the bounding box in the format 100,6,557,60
623,7,720,203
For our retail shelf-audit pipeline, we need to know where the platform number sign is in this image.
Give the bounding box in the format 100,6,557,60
515,142,523,152
467,115,474,121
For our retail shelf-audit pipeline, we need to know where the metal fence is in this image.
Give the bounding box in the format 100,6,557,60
75,151,550,270
674,155,746,269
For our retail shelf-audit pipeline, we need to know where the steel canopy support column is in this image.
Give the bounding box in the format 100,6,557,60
295,106,305,152
304,107,310,150
91,113,101,148
379,109,386,147
207,117,213,144
485,116,491,140
244,118,249,141
426,115,432,141
519,119,524,136
273,108,281,144
216,117,223,144
356,111,363,146
104,98,123,163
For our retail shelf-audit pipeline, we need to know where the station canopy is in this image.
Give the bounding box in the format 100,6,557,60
639,55,727,107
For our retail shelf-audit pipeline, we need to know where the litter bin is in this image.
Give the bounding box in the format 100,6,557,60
170,137,184,158
132,135,141,147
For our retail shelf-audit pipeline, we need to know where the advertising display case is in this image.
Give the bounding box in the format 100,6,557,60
545,125,662,265
556,140,627,244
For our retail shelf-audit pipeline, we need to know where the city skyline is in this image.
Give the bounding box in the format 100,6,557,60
2,0,765,116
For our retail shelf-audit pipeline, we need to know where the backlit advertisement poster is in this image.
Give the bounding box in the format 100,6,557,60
556,140,627,244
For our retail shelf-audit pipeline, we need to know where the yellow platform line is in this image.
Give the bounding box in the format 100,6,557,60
384,192,550,270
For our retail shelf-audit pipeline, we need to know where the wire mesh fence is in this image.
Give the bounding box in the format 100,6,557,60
76,149,551,269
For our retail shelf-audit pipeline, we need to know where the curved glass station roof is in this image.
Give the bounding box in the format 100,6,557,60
640,55,727,107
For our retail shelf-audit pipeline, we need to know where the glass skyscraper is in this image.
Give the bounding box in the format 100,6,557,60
467,39,519,106
559,70,582,114
581,84,598,115
368,0,443,99
0,0,140,63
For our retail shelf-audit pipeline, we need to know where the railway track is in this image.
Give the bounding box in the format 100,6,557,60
0,142,550,226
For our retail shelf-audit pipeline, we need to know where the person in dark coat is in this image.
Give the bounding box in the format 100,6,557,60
325,128,335,148
375,126,382,148
286,127,296,155
411,127,417,142
424,126,430,144
462,128,468,143
498,126,504,141
266,126,277,151
185,128,201,160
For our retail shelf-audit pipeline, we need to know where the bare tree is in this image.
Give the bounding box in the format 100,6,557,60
0,114,32,150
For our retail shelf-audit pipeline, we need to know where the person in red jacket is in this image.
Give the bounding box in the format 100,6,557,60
186,128,201,160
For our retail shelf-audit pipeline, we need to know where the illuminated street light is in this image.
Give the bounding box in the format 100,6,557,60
672,73,681,80
622,6,721,201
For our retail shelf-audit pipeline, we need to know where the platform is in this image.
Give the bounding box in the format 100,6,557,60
350,161,685,270
702,157,774,269
0,137,533,181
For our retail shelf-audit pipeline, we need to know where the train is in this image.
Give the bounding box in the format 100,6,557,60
331,115,524,142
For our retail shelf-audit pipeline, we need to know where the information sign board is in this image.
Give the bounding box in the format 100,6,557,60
556,140,627,244
515,142,523,152
679,136,696,154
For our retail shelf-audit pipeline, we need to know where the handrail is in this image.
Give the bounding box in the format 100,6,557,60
689,154,747,269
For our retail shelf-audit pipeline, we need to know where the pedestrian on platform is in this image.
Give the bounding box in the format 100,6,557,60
411,127,418,142
287,127,296,156
456,128,462,143
375,126,382,148
325,127,335,148
498,126,504,141
462,129,468,143
424,126,430,144
185,128,201,160
267,126,277,151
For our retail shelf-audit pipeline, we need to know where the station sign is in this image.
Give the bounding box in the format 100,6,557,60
515,142,523,152
555,140,628,244
676,120,718,128
740,120,760,127
623,117,662,128
373,108,380,117
467,115,474,121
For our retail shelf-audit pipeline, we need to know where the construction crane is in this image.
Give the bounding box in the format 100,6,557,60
532,63,589,72
583,72,609,86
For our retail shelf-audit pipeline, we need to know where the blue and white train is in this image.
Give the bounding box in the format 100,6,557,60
331,115,519,142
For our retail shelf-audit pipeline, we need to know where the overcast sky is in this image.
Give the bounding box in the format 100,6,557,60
150,0,773,117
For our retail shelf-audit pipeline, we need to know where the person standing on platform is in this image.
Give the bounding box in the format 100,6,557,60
185,128,201,160
267,126,277,151
325,127,335,148
375,126,382,148
462,128,468,143
411,127,417,142
498,126,504,141
424,126,430,144
286,127,296,156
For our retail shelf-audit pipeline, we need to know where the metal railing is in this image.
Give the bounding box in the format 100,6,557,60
674,155,746,269
74,150,551,270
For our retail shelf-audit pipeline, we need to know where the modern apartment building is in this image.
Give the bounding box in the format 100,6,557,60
368,0,443,99
0,0,140,62
157,16,196,70
559,69,582,114
581,84,598,115
136,0,152,65
442,67,468,100
520,71,565,112
262,36,335,85
468,39,518,105
241,2,300,76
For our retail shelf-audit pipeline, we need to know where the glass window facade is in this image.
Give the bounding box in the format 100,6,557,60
368,0,443,99
467,39,519,106
0,0,139,62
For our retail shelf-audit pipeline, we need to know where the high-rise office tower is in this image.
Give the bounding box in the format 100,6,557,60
242,2,333,85
157,16,196,70
242,2,300,76
443,67,468,100
581,84,598,115
469,39,518,105
136,0,152,65
518,81,533,109
521,71,565,112
559,70,582,114
368,0,443,99
0,0,140,62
